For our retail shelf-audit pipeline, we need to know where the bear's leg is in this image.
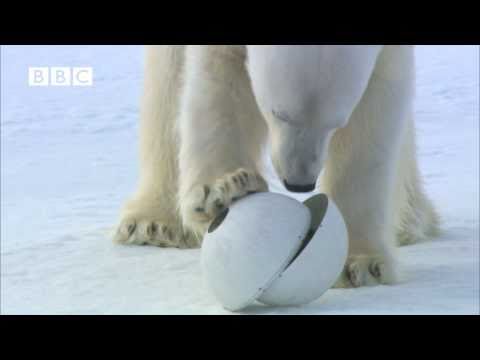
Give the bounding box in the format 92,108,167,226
113,46,197,248
321,46,416,288
393,116,440,246
178,46,269,239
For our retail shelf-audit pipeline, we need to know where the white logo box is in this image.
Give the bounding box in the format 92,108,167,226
28,67,93,87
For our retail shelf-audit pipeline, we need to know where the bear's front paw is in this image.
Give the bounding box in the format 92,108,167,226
113,217,198,249
181,168,268,236
333,255,397,288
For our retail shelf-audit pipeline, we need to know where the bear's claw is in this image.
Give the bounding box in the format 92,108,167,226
181,168,268,235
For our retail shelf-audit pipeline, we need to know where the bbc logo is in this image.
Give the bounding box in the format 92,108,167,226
28,67,93,87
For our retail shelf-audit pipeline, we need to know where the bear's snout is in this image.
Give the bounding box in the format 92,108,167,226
283,181,316,193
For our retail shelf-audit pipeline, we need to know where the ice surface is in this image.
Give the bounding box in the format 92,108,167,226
1,45,478,314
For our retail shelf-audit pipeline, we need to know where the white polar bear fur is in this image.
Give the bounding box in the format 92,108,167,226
114,45,439,288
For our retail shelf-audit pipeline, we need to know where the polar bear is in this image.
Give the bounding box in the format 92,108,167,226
113,45,439,288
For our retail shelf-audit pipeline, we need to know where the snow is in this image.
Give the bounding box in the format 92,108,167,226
1,45,479,315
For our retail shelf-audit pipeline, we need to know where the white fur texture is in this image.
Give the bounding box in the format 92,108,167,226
113,45,439,288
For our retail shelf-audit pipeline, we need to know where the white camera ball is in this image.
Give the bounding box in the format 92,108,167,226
201,192,349,312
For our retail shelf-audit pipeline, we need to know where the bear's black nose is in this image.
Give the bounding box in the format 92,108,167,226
283,181,316,193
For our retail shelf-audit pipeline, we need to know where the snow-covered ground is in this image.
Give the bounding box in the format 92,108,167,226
1,45,478,315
